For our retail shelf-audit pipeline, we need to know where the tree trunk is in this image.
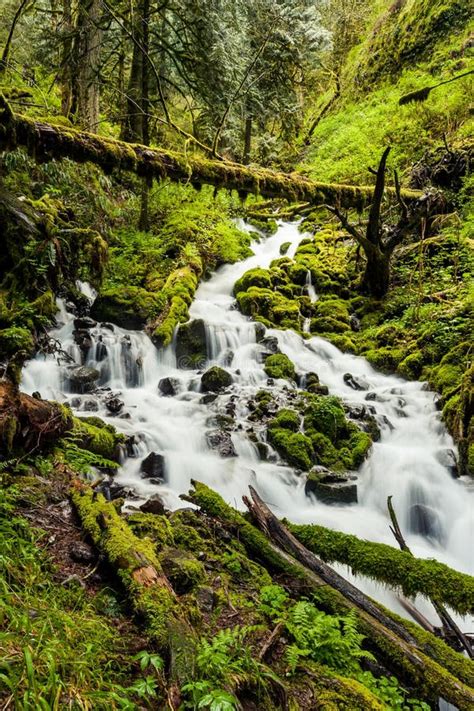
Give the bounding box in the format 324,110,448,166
361,246,391,298
60,0,74,117
243,115,252,164
0,0,31,76
71,0,102,131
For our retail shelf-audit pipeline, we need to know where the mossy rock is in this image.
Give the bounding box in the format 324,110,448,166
72,416,124,460
270,408,301,432
91,287,159,329
267,427,313,471
314,298,351,325
264,353,296,381
279,241,291,255
398,352,424,379
303,396,348,442
159,546,206,594
175,319,208,369
201,366,233,392
234,268,272,294
0,326,34,358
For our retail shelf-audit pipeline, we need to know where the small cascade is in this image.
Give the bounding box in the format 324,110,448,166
305,269,318,303
22,222,474,621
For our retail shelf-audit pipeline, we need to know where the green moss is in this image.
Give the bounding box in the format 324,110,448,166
307,431,342,470
303,396,347,442
270,408,301,432
267,427,313,470
201,365,233,392
72,416,124,460
0,326,34,357
159,546,206,593
264,353,296,380
91,286,161,329
128,512,175,547
234,267,273,293
398,351,424,379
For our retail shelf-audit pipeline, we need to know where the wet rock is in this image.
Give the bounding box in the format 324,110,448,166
101,322,115,331
74,316,97,330
176,319,208,369
94,339,108,362
365,391,389,403
140,494,167,516
32,391,42,400
105,396,124,414
64,365,100,393
260,335,280,354
83,398,99,412
255,441,269,460
201,366,233,392
304,372,329,395
73,329,93,357
349,314,361,332
305,466,358,505
254,322,266,342
409,503,442,541
343,373,369,391
206,429,236,457
140,452,166,481
435,448,459,478
158,377,181,397
69,541,96,565
378,414,395,431
200,393,218,405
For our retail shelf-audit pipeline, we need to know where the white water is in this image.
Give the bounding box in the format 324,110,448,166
22,221,473,621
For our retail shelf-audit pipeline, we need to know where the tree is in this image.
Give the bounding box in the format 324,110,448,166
70,0,103,130
326,147,441,298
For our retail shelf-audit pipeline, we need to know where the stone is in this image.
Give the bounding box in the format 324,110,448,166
101,322,115,331
83,398,99,412
305,466,358,505
195,585,215,613
64,365,100,393
158,377,181,397
260,335,280,354
201,366,233,392
305,372,329,395
94,340,108,362
32,391,42,400
206,429,236,457
73,329,93,356
254,322,266,342
349,314,361,332
140,494,167,516
74,317,97,330
435,448,459,478
105,396,124,414
140,452,166,481
343,373,370,391
200,393,218,405
69,541,96,565
176,319,208,369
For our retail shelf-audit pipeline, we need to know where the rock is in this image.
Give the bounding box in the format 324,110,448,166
158,377,181,397
176,319,208,369
32,391,42,400
69,541,96,565
305,372,329,395
305,466,358,505
254,322,266,342
200,393,218,405
83,398,99,412
74,316,97,330
435,448,459,478
409,503,442,541
101,322,115,331
94,339,108,362
206,429,236,457
195,585,215,613
73,329,93,356
160,547,205,594
139,494,167,516
201,366,233,392
140,452,166,481
255,441,269,460
105,396,124,414
260,335,279,354
343,373,369,391
220,349,234,367
349,314,361,332
64,365,100,393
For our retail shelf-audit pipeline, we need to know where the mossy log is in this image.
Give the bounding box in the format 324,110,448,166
0,381,72,454
183,481,474,709
0,96,422,210
286,521,474,617
71,483,195,704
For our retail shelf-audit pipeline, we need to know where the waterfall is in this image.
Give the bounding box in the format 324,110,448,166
22,221,473,622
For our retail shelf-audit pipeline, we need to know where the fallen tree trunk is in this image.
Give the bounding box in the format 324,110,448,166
71,482,195,708
286,520,474,617
0,95,421,210
182,482,474,709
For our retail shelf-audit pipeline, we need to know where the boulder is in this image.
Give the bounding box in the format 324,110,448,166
305,466,358,505
195,585,215,613
140,452,166,480
158,377,181,397
254,322,266,342
140,494,167,516
349,314,361,332
176,319,208,369
64,365,100,393
160,546,205,594
343,373,370,391
260,335,279,354
305,372,329,396
206,429,236,457
105,396,124,414
435,448,459,478
73,329,93,356
74,317,97,330
201,366,233,392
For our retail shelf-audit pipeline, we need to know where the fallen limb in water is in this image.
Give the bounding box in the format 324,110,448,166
182,481,474,709
0,95,421,210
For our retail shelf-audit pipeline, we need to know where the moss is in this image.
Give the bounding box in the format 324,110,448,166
236,286,302,329
264,353,296,381
398,351,424,379
307,431,342,470
310,316,351,334
270,408,301,432
159,546,206,594
364,347,406,374
280,241,291,255
128,512,175,548
303,396,347,442
267,427,313,470
234,267,273,293
72,416,124,461
201,365,233,392
0,326,34,358
91,286,161,329
314,298,351,324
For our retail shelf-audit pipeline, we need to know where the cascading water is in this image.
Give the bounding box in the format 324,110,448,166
22,221,473,623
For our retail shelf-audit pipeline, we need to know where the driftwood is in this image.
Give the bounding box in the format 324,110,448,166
0,95,421,211
387,496,473,658
183,481,474,709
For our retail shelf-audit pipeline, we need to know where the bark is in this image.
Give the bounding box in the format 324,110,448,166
243,115,252,164
60,0,74,118
0,0,31,75
360,246,391,297
0,98,422,210
71,0,102,131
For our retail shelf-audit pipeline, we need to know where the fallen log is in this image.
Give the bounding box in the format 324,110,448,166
0,95,422,210
286,519,474,617
182,481,474,709
71,482,195,709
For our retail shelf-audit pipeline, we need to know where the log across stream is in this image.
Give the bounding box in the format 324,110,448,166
21,221,474,627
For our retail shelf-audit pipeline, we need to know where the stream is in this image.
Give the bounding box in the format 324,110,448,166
21,220,473,625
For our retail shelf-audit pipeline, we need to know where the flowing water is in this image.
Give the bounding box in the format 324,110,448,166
22,220,473,622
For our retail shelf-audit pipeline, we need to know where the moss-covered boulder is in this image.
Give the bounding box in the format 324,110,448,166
175,319,208,369
267,427,313,471
201,366,233,392
91,287,159,329
264,353,296,381
305,467,358,505
159,546,206,594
